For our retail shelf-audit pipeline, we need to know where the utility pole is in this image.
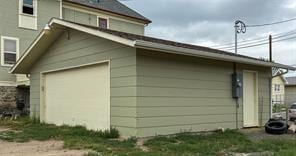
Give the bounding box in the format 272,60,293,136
233,20,246,129
269,35,272,62
268,34,273,118
234,20,246,54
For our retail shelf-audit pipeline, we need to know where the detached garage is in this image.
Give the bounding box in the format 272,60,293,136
11,18,295,137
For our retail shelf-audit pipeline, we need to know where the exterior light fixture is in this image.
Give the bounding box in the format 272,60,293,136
44,24,51,35
43,24,70,40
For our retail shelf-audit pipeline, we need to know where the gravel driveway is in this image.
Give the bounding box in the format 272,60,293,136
240,128,296,141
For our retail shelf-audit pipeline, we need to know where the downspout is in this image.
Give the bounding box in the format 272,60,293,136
59,0,63,19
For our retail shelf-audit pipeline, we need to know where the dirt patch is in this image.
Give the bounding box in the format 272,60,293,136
0,140,88,156
136,138,150,152
0,127,11,133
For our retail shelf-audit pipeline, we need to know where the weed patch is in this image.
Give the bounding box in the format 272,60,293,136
0,117,139,155
1,118,296,155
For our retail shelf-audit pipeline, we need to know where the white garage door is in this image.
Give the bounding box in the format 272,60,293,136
42,63,110,131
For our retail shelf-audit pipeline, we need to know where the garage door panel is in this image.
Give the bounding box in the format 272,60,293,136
43,63,110,131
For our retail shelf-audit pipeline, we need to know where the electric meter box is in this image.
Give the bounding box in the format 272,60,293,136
232,73,243,99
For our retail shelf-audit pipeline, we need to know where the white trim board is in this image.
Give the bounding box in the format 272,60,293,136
10,30,45,73
0,81,17,87
49,19,136,47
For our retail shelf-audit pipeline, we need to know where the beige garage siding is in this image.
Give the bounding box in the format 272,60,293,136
29,29,137,137
136,50,271,137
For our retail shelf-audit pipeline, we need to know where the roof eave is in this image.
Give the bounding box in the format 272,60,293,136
10,18,137,74
134,40,296,70
50,19,136,46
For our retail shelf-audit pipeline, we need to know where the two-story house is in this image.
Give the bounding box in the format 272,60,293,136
272,75,286,105
0,0,151,109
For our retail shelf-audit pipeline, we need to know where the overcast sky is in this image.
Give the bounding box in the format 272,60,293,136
123,0,296,76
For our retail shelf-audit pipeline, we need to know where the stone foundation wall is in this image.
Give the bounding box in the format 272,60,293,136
0,86,17,109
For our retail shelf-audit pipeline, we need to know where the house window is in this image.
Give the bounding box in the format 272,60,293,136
98,18,108,29
22,0,34,15
274,84,281,92
1,36,19,66
19,0,37,30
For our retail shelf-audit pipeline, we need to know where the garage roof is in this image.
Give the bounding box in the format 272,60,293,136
11,18,296,74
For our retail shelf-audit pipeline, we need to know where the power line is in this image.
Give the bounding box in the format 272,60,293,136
211,18,296,48
246,17,296,27
211,36,268,48
218,30,296,50
222,35,296,50
222,35,296,51
211,29,296,48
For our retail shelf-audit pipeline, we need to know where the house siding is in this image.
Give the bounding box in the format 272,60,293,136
109,18,144,35
0,0,60,82
29,29,137,137
272,76,285,104
63,8,98,27
62,7,145,35
286,86,296,105
135,49,271,137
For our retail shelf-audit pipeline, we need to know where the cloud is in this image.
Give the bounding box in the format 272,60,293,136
123,0,296,74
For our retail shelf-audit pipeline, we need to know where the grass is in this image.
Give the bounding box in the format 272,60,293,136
1,117,296,156
144,130,296,156
0,117,140,155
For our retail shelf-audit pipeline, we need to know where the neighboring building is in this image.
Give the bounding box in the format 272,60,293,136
271,75,286,105
0,0,150,109
11,18,295,137
286,76,296,105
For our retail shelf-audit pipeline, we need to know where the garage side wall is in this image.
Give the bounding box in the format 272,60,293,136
29,29,137,137
136,49,271,137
